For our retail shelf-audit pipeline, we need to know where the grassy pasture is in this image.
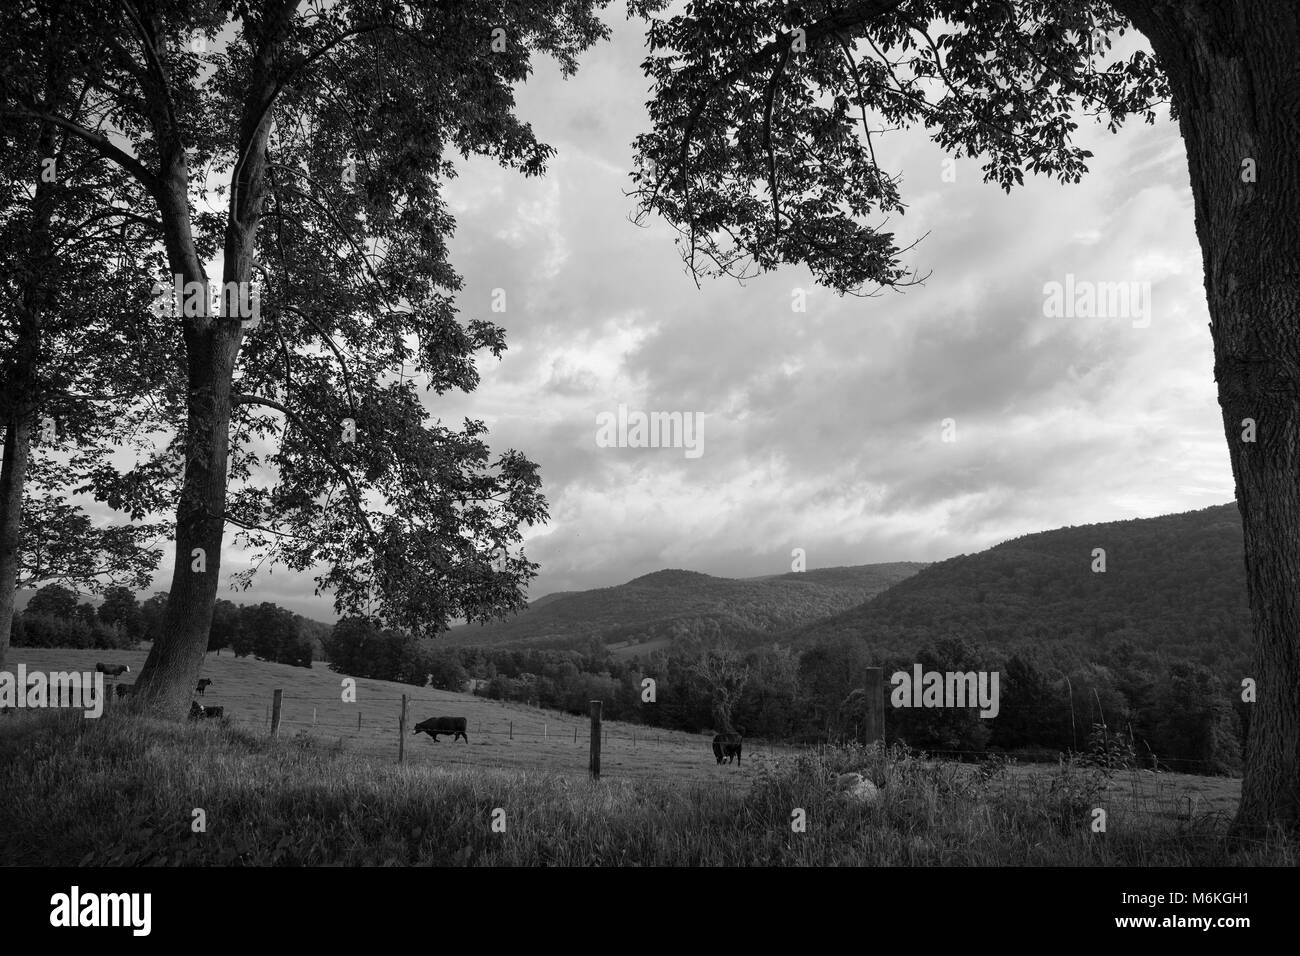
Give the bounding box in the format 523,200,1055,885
1,647,1280,866
5,647,751,786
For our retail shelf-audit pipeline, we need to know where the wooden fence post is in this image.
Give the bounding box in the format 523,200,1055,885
312,707,317,727
574,725,578,744
398,694,408,764
509,720,513,740
357,711,362,731
589,700,602,781
544,722,547,739
270,689,283,737
863,667,885,747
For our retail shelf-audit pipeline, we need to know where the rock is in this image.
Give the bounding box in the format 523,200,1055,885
835,772,881,804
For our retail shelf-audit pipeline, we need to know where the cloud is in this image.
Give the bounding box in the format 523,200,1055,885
124,15,1232,622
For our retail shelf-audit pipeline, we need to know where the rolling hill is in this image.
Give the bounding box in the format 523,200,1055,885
789,503,1251,667
445,562,927,650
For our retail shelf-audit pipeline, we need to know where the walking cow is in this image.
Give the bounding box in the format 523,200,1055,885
412,716,468,742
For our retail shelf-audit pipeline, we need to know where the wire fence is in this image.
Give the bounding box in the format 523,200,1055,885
91,672,1247,801
92,679,1270,839
111,679,1248,775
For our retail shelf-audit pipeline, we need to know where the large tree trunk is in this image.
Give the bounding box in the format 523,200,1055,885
0,408,33,670
0,123,57,670
130,321,241,718
132,116,270,717
1118,0,1300,836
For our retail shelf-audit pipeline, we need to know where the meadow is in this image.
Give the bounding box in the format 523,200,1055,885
0,648,1285,866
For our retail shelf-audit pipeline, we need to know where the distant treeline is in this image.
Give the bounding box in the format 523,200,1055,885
13,584,324,668
324,616,1247,776
15,582,1247,774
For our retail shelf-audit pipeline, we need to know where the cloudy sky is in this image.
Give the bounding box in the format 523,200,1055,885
182,11,1233,619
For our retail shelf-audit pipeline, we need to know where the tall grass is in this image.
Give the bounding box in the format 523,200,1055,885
0,710,1290,866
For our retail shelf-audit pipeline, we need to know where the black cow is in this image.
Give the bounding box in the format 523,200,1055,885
413,716,468,742
196,679,213,696
712,733,743,765
189,701,225,720
96,662,130,677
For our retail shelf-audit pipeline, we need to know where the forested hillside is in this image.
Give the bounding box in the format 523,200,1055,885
444,563,927,649
791,504,1250,672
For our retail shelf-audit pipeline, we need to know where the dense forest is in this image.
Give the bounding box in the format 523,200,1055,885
791,503,1252,674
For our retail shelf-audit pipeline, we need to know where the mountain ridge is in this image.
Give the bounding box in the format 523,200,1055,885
445,561,928,649
789,502,1250,669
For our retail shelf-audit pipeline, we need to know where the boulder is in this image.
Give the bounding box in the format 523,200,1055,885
835,771,881,804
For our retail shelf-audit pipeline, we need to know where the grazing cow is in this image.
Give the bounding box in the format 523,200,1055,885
195,679,213,696
412,716,468,742
95,662,130,678
189,701,225,720
712,733,743,765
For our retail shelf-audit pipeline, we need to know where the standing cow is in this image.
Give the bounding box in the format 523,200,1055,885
413,716,469,742
713,733,743,765
95,663,130,677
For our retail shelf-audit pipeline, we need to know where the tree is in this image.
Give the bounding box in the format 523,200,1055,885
2,0,614,717
239,601,299,664
97,586,143,639
426,648,469,692
631,0,1300,835
228,620,256,659
208,599,239,655
885,639,994,752
0,87,174,669
797,637,871,735
322,616,375,675
991,652,1065,752
1154,662,1242,775
689,645,751,732
26,583,77,620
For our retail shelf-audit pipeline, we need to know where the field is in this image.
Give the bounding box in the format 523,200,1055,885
6,647,759,786
7,647,1245,813
1,648,1279,866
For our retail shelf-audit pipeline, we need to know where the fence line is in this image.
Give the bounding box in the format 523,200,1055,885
210,689,1243,774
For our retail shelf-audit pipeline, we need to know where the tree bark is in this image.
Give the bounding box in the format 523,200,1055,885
0,121,57,670
0,409,33,670
1116,0,1300,836
131,105,273,718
